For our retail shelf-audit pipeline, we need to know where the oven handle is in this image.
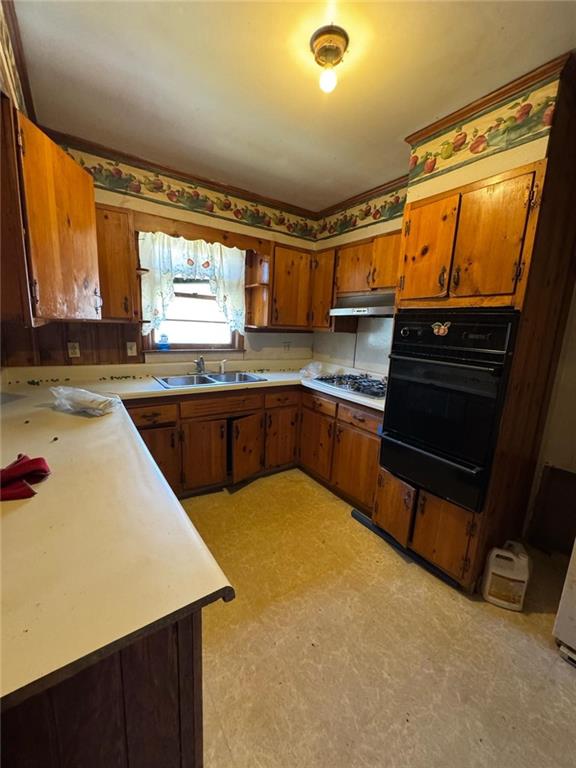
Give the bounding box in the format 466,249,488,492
380,431,484,476
389,353,501,375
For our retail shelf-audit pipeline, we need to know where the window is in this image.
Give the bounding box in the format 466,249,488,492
152,279,243,350
138,231,246,352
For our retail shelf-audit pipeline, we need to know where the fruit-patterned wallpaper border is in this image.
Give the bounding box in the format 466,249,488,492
62,145,407,243
407,76,559,187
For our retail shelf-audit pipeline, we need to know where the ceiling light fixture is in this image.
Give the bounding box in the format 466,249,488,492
310,24,349,93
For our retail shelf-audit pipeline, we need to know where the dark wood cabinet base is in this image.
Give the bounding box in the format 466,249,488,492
2,612,204,768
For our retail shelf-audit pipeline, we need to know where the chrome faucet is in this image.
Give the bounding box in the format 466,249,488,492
193,356,205,373
219,359,227,374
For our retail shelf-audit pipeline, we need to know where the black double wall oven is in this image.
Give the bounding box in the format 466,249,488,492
380,308,518,512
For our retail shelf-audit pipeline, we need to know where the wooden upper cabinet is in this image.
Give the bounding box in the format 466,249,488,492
373,468,415,547
371,232,401,289
409,491,475,580
331,424,380,510
232,412,264,483
399,194,460,300
271,247,311,326
309,249,335,329
335,242,373,294
450,171,536,298
17,112,101,322
96,206,139,320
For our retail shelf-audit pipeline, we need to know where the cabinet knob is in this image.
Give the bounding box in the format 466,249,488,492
438,266,447,290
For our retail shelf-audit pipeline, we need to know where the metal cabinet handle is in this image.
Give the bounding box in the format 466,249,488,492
170,431,176,449
220,424,225,440
438,266,447,290
142,412,161,420
371,266,377,285
234,424,240,441
452,266,461,289
123,296,130,314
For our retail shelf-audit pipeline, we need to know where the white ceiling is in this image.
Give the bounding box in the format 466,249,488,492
15,1,576,210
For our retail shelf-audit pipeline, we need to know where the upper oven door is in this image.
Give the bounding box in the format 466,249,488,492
383,354,503,468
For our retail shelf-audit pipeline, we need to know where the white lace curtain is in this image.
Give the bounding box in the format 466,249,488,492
139,232,245,335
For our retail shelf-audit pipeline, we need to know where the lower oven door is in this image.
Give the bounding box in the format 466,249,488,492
380,354,505,510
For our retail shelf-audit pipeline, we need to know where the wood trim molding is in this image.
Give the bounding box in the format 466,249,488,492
315,175,409,219
405,52,571,147
1,0,35,120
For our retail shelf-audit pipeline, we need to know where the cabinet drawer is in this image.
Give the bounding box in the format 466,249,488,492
264,390,301,409
128,403,178,427
180,393,264,419
337,404,382,434
302,391,337,417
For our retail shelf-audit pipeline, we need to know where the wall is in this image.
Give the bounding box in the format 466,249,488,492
312,318,393,376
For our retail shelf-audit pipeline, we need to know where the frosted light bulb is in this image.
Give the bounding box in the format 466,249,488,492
319,67,337,93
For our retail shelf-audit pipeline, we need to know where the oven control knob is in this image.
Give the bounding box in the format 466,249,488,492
400,327,410,337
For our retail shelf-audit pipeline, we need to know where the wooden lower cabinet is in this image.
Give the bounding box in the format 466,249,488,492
331,423,380,510
140,426,181,491
373,468,416,547
182,419,227,491
265,406,299,470
232,412,265,483
410,491,475,581
2,613,204,768
299,408,334,482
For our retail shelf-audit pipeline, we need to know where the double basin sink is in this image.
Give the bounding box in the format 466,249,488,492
155,372,267,389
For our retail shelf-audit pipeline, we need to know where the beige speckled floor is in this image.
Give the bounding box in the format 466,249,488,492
183,469,575,768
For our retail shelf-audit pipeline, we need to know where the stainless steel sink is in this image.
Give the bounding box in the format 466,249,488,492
207,372,266,383
156,374,215,388
155,372,267,388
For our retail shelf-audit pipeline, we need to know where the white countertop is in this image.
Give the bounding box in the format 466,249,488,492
2,370,386,412
0,387,233,704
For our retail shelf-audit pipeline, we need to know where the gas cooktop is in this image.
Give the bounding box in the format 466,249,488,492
314,374,387,399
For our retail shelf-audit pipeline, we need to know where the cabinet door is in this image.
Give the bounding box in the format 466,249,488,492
265,406,299,469
96,206,138,320
331,424,380,509
371,232,401,289
271,247,311,326
17,112,101,321
373,468,415,547
450,172,535,298
335,243,373,294
410,491,475,580
182,419,227,490
299,409,334,482
140,427,181,491
232,412,264,483
399,195,459,300
310,249,335,329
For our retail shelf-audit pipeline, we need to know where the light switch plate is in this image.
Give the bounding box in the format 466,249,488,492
67,342,80,358
126,341,138,357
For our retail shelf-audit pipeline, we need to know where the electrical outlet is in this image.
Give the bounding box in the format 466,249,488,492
126,341,138,357
282,342,291,352
67,342,80,358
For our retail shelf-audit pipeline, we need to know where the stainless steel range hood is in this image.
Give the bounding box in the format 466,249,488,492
329,290,395,318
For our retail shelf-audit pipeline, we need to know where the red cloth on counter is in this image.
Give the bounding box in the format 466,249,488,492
0,454,51,500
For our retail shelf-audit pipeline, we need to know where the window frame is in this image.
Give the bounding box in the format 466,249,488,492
145,278,245,353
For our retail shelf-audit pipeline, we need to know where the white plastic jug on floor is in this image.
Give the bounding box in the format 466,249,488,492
482,541,531,611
